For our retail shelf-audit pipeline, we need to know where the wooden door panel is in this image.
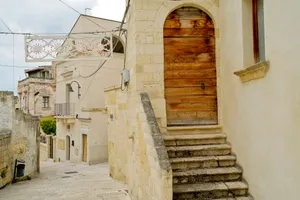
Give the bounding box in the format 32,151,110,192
165,53,215,63
165,95,217,103
164,28,215,37
164,38,215,46
164,19,214,29
164,7,217,126
165,62,215,71
164,69,217,79
82,135,87,162
167,103,217,112
165,79,216,88
165,87,217,96
164,45,215,54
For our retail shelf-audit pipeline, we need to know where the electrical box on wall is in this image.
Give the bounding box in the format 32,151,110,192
122,69,130,86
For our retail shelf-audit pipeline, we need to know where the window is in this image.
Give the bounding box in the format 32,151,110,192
253,0,265,62
43,96,50,108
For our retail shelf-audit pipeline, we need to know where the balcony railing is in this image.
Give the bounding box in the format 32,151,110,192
54,103,75,116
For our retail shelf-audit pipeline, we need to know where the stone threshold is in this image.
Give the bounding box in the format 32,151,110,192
167,125,222,131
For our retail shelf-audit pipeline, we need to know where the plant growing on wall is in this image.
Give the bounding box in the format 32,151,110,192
1,168,7,178
40,117,56,135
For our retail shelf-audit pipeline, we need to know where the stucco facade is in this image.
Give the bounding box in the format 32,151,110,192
54,15,125,164
105,0,300,200
17,65,56,117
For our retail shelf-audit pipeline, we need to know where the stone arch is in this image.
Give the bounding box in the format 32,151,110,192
154,2,219,30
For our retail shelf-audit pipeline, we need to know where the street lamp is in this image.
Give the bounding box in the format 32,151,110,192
69,81,81,99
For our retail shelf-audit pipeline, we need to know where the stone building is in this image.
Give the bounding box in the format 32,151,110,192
54,15,125,164
0,91,40,189
105,0,300,200
17,65,56,117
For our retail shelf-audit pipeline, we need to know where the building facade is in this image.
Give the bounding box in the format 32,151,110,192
105,0,300,200
54,15,125,165
17,65,56,117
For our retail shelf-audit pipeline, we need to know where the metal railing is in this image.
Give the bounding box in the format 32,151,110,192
54,103,75,116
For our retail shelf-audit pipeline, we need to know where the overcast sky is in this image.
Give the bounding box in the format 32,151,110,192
0,0,125,93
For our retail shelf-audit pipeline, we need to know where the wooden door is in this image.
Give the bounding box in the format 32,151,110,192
164,7,217,126
49,137,53,159
82,134,87,162
66,136,70,160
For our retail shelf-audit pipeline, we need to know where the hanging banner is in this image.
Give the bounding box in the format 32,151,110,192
24,34,113,62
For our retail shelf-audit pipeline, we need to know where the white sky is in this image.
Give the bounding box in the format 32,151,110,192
0,0,125,93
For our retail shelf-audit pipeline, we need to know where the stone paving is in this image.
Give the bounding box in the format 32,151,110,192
0,161,130,200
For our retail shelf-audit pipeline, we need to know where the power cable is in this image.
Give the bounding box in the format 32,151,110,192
119,0,131,91
0,18,15,91
0,64,38,69
58,0,108,31
79,0,130,79
0,30,125,36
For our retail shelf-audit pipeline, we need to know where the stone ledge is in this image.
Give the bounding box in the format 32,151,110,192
234,61,270,83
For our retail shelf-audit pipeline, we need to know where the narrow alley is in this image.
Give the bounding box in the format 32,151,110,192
0,162,130,200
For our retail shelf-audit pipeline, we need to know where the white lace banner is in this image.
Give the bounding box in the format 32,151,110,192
25,34,113,62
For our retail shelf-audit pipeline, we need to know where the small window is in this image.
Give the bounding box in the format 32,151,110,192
253,0,265,62
43,96,50,108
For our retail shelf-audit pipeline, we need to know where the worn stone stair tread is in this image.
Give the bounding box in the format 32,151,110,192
170,155,236,163
213,198,253,200
173,181,248,193
173,182,228,193
225,181,248,190
235,197,254,200
167,144,231,151
164,133,226,140
173,167,242,177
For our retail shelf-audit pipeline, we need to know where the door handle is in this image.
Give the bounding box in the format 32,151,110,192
201,82,205,89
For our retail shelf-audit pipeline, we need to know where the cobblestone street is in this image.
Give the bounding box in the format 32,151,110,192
0,161,130,200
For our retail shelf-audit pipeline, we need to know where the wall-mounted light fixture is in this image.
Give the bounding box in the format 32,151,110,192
69,81,81,99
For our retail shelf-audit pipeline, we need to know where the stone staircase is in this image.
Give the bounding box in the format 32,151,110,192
164,133,253,200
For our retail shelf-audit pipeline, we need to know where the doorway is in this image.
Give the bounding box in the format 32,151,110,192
164,6,218,126
82,134,87,163
66,136,70,160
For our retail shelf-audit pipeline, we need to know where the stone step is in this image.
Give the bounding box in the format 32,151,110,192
173,167,242,184
173,181,249,200
214,197,253,200
167,144,231,158
164,133,227,146
170,155,237,170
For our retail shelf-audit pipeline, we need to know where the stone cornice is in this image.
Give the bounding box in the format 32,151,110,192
234,61,270,83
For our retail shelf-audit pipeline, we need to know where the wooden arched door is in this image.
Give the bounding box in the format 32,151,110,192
164,7,217,126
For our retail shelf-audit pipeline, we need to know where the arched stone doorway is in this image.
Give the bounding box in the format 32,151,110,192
164,6,217,126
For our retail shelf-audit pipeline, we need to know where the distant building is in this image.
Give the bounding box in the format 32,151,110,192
17,65,56,117
54,15,125,164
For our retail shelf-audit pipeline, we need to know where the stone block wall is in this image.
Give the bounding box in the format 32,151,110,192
124,0,220,132
0,91,40,189
0,130,12,188
105,87,129,183
105,88,172,200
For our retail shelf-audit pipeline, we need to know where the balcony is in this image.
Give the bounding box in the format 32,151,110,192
54,103,75,116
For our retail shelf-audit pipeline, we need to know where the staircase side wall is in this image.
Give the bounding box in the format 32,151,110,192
105,89,172,200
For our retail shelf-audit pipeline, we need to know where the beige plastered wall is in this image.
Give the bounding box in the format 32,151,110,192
55,54,124,164
54,15,125,164
220,0,300,200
